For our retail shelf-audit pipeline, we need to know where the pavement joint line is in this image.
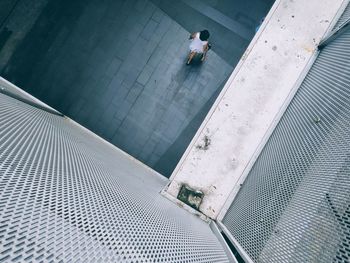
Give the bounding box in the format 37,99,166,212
181,0,252,40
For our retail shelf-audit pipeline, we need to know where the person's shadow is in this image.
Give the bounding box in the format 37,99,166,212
174,54,203,85
187,53,206,66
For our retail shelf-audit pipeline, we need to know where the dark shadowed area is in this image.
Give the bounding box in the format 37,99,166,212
0,0,274,177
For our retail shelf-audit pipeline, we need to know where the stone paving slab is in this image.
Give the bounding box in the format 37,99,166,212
151,0,275,66
2,0,233,177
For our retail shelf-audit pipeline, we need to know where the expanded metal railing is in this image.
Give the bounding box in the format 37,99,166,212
222,3,350,263
0,91,230,262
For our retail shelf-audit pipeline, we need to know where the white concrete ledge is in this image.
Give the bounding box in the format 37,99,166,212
165,0,348,219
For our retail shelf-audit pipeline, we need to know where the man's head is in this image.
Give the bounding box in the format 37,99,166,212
200,30,210,41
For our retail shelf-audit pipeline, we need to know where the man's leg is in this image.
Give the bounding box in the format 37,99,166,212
201,44,209,62
187,51,196,65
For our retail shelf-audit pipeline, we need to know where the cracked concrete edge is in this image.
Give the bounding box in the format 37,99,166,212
160,189,211,222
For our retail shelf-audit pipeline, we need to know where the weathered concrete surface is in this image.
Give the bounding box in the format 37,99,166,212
165,0,347,219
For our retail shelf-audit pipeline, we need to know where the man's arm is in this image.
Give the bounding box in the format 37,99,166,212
189,32,197,39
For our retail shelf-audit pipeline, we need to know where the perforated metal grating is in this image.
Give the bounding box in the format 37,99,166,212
336,3,350,27
222,5,350,263
0,92,230,263
0,79,60,116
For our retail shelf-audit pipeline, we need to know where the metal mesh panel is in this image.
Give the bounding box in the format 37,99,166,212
335,2,350,27
222,5,350,263
0,93,229,263
0,78,60,115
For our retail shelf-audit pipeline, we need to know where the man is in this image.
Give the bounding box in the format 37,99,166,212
186,30,210,65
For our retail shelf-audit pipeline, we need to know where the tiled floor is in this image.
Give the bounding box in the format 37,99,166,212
1,0,273,177
151,0,274,66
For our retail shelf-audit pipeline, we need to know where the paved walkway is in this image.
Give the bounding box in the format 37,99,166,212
151,0,275,66
2,0,232,177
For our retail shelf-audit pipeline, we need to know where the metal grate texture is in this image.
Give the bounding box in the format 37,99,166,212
222,4,350,263
0,92,230,263
335,2,350,27
0,78,60,116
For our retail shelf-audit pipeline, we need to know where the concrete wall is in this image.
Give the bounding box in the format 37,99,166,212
165,0,348,219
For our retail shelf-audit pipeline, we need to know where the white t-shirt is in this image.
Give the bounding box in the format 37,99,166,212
189,33,208,53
